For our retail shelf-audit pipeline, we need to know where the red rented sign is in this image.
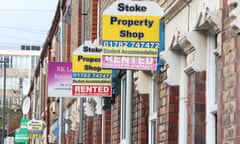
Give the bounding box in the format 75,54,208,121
72,85,111,96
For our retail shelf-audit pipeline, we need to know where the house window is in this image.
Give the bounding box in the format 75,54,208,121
0,55,12,68
19,78,23,89
120,75,127,140
214,113,217,144
149,78,157,144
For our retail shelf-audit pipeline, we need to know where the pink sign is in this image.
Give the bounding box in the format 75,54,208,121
101,56,157,70
48,62,72,97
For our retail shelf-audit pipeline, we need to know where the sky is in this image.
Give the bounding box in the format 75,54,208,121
0,0,58,50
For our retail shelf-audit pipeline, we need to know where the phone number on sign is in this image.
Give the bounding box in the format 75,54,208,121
102,41,160,48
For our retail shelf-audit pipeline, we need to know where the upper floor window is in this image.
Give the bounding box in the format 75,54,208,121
0,55,39,69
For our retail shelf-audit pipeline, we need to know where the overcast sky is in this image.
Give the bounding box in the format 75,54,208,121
0,0,58,50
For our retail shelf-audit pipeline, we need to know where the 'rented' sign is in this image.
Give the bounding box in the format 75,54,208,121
72,41,112,97
101,1,164,70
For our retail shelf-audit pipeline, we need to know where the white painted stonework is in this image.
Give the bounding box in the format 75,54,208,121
93,97,102,115
83,100,94,116
134,71,151,94
159,0,223,143
228,0,240,33
160,50,183,86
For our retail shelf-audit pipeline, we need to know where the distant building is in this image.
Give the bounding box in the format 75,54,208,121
20,45,41,51
0,45,41,109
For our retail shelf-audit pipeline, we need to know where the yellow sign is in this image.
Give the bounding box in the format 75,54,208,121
72,42,112,96
72,54,112,74
102,15,161,42
28,123,43,130
28,134,42,139
27,120,44,139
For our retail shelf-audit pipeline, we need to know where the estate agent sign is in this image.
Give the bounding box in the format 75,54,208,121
101,1,164,70
72,41,112,96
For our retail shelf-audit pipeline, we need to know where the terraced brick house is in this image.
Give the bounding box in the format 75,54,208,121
25,0,240,144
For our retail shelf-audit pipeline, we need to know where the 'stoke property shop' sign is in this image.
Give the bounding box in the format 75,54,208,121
101,1,164,70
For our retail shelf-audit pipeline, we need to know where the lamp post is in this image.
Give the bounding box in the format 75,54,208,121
0,60,6,144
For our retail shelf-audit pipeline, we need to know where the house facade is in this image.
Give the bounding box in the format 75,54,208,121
24,0,240,144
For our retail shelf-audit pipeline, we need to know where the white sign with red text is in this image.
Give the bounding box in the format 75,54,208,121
72,85,111,96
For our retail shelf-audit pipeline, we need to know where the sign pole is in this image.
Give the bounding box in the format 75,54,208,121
59,0,63,144
126,70,132,143
101,1,163,143
1,60,6,144
124,0,133,135
79,0,85,143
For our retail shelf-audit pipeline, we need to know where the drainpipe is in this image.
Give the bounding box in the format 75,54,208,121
33,77,36,120
39,61,45,143
59,0,63,144
97,1,106,143
78,0,86,143
39,61,43,119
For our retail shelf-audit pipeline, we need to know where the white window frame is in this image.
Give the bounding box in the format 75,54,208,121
178,55,188,144
206,33,217,144
148,77,158,144
120,75,127,143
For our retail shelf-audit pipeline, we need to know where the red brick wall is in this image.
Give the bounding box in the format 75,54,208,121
158,83,179,143
73,130,80,144
92,0,98,41
132,93,149,144
78,1,82,46
139,94,149,143
66,24,71,61
93,114,102,144
64,132,74,144
111,95,121,144
84,116,94,144
104,110,112,144
217,0,240,143
83,106,111,144
187,72,206,144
